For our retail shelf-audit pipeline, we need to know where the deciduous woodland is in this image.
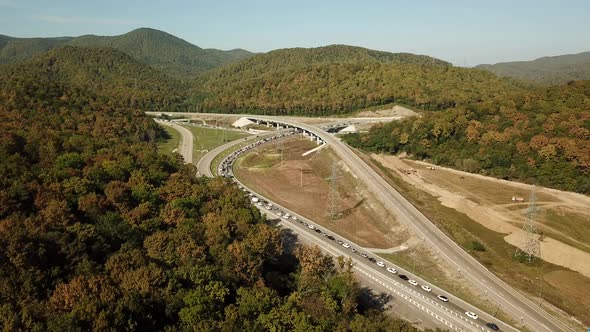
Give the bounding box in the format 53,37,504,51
0,46,440,331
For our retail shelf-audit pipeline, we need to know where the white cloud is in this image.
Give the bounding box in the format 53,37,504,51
32,15,139,26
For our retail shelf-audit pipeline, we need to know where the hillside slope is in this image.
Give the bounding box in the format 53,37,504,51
476,51,590,85
0,46,187,111
194,45,520,115
0,28,254,77
0,34,72,64
344,80,590,193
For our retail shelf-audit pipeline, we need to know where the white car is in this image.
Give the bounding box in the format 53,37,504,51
308,224,315,230
257,202,263,206
342,243,351,249
421,285,432,292
282,214,289,219
376,261,385,267
437,295,449,302
277,212,283,217
386,267,397,274
291,215,297,220
465,311,478,320
408,279,418,286
266,205,272,210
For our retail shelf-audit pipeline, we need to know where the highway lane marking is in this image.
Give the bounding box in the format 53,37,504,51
204,126,523,332
254,118,559,332
250,186,480,331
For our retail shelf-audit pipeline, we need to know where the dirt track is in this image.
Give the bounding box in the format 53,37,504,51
372,154,590,278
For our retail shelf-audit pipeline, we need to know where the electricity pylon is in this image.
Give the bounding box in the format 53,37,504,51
515,186,541,263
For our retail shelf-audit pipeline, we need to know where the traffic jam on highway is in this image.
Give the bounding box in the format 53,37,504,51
218,129,300,178
218,132,502,332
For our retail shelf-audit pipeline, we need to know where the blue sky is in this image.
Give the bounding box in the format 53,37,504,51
1,0,589,65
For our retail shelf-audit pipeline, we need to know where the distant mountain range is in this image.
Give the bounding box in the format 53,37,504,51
476,51,590,85
0,28,254,77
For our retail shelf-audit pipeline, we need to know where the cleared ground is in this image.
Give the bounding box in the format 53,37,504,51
233,136,410,249
366,153,590,328
234,137,523,329
373,154,590,275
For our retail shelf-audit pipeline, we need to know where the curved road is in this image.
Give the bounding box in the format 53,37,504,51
243,116,570,332
156,120,193,164
210,134,509,331
156,113,571,331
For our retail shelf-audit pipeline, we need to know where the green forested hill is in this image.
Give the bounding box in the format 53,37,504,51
0,46,187,111
0,34,72,64
67,28,254,77
476,51,590,85
0,43,429,332
344,80,590,193
194,45,520,115
0,28,254,77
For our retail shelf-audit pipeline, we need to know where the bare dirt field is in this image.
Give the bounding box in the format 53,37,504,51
372,154,590,278
365,153,590,327
233,137,411,249
355,105,418,118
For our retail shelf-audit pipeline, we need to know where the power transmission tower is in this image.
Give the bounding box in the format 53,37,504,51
326,161,342,220
514,186,541,263
275,137,284,168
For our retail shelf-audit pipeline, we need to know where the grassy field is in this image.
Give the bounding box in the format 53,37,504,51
157,125,181,156
365,154,589,329
184,125,250,163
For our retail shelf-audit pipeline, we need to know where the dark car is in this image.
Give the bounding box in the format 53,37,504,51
398,274,409,280
314,228,321,233
368,257,377,263
485,323,499,331
327,235,335,240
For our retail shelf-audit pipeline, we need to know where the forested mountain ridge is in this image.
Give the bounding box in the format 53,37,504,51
344,80,590,193
0,43,431,331
0,34,71,64
0,46,187,111
0,28,254,77
194,45,521,115
476,51,590,85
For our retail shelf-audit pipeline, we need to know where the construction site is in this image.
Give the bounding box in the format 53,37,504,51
367,153,590,326
232,135,409,249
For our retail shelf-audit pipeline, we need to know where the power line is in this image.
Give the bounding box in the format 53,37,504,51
326,161,342,220
514,186,541,263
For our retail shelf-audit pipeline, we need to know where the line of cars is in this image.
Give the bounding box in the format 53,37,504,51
218,130,297,178
224,134,500,332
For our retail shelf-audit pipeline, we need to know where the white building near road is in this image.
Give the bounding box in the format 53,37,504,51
232,117,255,128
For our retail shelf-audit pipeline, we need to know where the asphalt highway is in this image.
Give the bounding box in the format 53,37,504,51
242,115,570,332
155,120,193,164
157,112,571,331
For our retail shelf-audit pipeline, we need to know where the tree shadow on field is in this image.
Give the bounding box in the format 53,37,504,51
339,198,366,219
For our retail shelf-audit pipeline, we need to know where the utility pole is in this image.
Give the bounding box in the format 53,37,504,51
300,166,303,189
514,186,541,263
326,161,342,220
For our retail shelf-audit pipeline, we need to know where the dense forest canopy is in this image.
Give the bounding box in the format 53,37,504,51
193,45,517,115
0,45,436,331
0,46,187,112
0,28,254,78
477,51,590,86
344,80,590,193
